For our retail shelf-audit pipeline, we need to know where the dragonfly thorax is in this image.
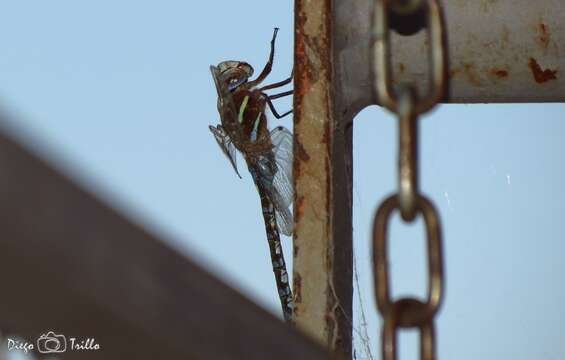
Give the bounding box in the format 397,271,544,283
232,89,271,146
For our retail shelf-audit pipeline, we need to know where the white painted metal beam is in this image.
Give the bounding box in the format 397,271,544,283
335,0,565,117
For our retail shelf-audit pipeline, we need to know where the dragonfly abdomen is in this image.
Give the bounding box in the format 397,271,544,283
253,172,294,322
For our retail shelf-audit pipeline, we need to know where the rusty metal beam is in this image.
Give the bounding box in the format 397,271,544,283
294,0,353,358
0,125,329,360
336,0,565,117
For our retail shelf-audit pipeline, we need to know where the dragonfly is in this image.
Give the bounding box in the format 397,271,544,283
209,28,294,321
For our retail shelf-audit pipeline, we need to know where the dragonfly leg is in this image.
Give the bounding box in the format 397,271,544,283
268,90,293,100
259,68,294,91
247,28,279,88
266,96,293,119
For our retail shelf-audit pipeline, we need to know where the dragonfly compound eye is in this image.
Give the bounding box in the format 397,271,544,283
226,74,247,91
237,62,254,78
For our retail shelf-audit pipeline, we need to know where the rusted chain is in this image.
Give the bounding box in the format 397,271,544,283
371,1,447,359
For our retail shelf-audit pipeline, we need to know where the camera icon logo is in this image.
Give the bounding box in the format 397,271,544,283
36,331,67,354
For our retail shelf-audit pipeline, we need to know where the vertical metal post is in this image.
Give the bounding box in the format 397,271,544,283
294,0,353,357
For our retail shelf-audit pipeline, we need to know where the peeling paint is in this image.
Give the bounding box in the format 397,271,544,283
529,58,558,83
293,273,302,304
537,22,550,49
294,9,309,105
295,139,311,162
295,195,306,221
450,63,483,86
490,68,509,79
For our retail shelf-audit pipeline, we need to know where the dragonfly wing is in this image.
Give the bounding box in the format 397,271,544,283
250,154,293,236
254,168,293,236
210,65,227,110
209,124,242,178
275,204,293,236
210,64,248,177
271,126,293,207
270,126,294,236
210,65,241,138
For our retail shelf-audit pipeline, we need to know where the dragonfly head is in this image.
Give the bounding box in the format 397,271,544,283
217,61,254,91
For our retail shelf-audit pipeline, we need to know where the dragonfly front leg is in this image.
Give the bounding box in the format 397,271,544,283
259,69,294,92
247,28,279,88
266,90,293,119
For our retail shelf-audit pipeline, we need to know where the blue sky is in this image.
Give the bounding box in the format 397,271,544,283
1,2,564,359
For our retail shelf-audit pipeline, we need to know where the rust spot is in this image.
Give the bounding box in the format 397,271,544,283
323,119,331,220
294,138,310,162
293,0,331,152
294,0,331,100
398,62,406,74
529,58,558,83
463,63,482,85
451,63,482,86
538,22,550,49
320,113,331,147
294,1,325,126
295,195,306,222
293,273,302,304
490,68,509,79
293,162,301,181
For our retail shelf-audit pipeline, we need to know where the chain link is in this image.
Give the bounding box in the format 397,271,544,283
371,0,447,359
373,0,446,114
397,86,418,221
388,0,425,16
373,195,443,321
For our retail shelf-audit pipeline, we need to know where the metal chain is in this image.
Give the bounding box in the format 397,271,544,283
371,0,446,359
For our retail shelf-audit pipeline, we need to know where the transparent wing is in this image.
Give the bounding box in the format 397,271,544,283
209,124,242,178
210,65,241,141
210,65,229,111
271,126,293,208
210,64,249,178
253,162,293,237
271,126,293,236
274,203,293,237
